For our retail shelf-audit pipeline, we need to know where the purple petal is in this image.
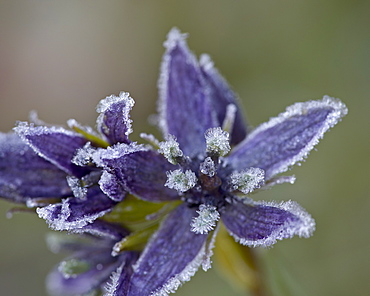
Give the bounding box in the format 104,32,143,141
37,186,116,231
71,220,129,241
125,204,208,296
158,28,217,156
200,54,248,146
47,243,136,296
227,96,348,179
96,92,134,145
104,252,140,296
96,143,179,202
14,123,89,177
221,200,315,248
0,132,71,203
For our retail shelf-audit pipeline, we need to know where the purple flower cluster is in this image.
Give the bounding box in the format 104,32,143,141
0,28,347,296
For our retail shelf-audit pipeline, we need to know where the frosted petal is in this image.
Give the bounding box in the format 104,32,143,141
37,186,116,231
47,238,129,296
126,204,208,296
96,92,135,145
199,53,248,145
97,144,179,202
0,132,71,203
227,96,348,179
157,28,217,157
221,200,315,248
14,122,89,177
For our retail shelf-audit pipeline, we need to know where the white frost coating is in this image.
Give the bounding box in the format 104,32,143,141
200,157,216,177
229,200,316,248
222,104,237,134
36,199,110,231
157,28,195,137
66,176,87,199
72,142,96,166
13,122,85,170
165,169,198,193
264,175,296,188
96,91,135,137
150,244,207,296
158,135,184,165
205,127,231,157
231,96,348,178
140,133,160,148
199,53,214,71
104,264,123,296
190,204,220,234
202,223,219,271
67,119,100,138
229,167,265,194
93,142,147,167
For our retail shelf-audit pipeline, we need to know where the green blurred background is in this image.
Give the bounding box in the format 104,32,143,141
0,1,369,295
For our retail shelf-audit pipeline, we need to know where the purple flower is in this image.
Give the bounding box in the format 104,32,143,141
0,28,348,296
91,28,347,295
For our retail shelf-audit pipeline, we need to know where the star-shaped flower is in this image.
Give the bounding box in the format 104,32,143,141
92,28,347,295
0,28,347,296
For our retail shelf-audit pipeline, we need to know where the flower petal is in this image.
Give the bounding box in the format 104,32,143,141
0,132,71,203
14,123,89,177
221,200,315,248
157,28,217,156
199,54,248,146
71,220,129,241
125,204,208,296
96,143,179,202
96,92,135,145
227,96,348,179
47,241,135,296
37,186,116,231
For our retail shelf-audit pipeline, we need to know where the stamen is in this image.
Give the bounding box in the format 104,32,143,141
222,104,237,134
200,157,216,177
191,204,220,234
66,176,87,199
205,127,231,157
58,259,90,279
72,142,96,166
229,167,265,194
140,133,160,149
158,135,184,165
165,169,197,193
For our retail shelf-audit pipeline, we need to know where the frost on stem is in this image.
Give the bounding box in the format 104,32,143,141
205,127,230,157
229,167,265,194
165,169,197,193
191,204,220,234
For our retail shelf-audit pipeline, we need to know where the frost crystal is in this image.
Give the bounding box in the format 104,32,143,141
66,176,87,199
200,157,216,177
158,135,183,165
205,127,230,157
230,167,265,194
72,142,96,166
165,169,197,193
190,204,220,234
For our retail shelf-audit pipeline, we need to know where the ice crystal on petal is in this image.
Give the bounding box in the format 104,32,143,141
200,157,216,177
205,127,230,157
66,176,87,199
191,204,220,234
230,168,265,194
158,135,184,165
165,169,197,193
104,264,123,296
150,244,207,296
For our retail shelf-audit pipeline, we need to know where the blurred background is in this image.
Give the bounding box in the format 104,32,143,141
0,1,369,295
